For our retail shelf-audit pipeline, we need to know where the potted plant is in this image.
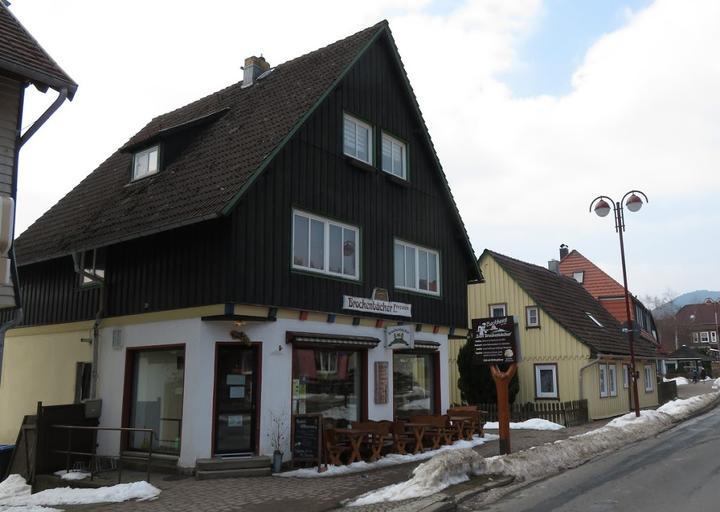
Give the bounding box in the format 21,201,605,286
267,410,287,473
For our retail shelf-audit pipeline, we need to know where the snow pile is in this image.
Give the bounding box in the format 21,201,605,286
664,376,689,386
53,470,91,481
350,449,483,506
278,434,497,478
348,393,719,506
485,419,564,431
0,474,160,509
712,378,720,390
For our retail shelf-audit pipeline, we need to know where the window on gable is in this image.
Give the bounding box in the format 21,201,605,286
394,240,439,295
80,248,105,287
292,210,359,280
343,114,372,165
526,306,540,328
132,145,159,180
535,364,558,399
489,304,506,318
692,332,699,343
573,271,584,283
381,132,407,179
712,331,718,344
700,331,710,343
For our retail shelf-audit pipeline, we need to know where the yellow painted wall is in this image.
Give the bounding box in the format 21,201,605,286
465,253,658,418
0,328,92,444
448,338,463,405
581,359,658,419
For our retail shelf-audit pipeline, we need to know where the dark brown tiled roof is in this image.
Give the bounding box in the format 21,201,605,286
0,3,77,98
676,302,720,326
15,22,386,264
487,250,657,358
666,345,711,362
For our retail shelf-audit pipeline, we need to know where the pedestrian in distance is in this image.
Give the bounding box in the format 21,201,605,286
692,368,698,384
700,367,707,381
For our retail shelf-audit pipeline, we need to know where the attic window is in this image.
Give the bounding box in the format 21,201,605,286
586,312,603,327
132,145,159,180
573,271,584,283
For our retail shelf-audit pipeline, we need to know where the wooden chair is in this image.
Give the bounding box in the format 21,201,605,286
351,420,394,461
448,406,487,439
323,427,350,466
391,420,415,454
412,414,453,449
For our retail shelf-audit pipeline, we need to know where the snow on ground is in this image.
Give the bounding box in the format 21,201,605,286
52,470,90,481
348,392,720,506
664,377,689,386
484,419,564,431
0,474,160,510
277,434,498,478
712,378,720,390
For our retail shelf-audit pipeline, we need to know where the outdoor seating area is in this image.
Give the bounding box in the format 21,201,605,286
322,407,487,466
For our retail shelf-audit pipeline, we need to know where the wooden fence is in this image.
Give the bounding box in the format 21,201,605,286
476,399,589,427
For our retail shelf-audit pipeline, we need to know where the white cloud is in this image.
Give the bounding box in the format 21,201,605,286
12,0,720,297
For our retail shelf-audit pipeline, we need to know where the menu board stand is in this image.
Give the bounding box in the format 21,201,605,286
291,413,324,472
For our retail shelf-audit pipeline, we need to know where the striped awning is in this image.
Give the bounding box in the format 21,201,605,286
287,332,380,349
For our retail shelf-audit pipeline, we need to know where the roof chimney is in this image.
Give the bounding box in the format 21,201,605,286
548,260,560,274
242,56,270,88
559,244,569,260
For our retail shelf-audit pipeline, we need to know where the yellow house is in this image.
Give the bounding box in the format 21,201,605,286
461,250,658,420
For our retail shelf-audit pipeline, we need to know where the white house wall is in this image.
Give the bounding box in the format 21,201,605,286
96,315,448,469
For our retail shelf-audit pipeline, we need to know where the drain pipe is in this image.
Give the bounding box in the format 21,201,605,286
578,355,601,400
18,87,68,149
72,252,105,399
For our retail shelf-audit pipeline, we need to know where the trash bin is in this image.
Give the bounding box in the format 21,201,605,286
0,445,14,479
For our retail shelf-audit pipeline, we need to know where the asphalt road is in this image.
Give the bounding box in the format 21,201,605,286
470,404,720,512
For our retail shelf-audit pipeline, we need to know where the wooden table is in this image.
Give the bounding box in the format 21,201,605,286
403,422,434,453
331,428,370,464
449,415,474,441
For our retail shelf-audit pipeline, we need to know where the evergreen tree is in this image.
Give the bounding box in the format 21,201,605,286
457,337,519,404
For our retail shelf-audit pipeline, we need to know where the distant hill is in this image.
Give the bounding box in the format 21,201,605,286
653,290,720,317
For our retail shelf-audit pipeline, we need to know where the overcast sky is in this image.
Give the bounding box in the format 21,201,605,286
10,0,720,299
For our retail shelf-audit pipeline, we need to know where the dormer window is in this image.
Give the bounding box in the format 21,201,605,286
133,145,159,180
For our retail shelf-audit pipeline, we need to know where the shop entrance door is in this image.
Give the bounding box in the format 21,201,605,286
214,344,259,455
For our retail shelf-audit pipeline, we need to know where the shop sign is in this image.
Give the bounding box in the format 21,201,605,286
342,295,412,318
471,316,517,365
384,325,415,350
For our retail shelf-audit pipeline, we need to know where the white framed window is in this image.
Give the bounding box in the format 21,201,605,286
381,132,407,179
535,364,558,399
526,306,539,327
693,332,699,343
608,364,618,397
343,113,372,165
394,240,439,295
133,145,159,180
712,331,718,344
573,271,584,283
80,248,105,287
489,304,506,318
315,352,338,374
292,210,359,280
700,332,710,343
644,366,654,392
586,312,604,327
599,364,608,398
622,364,630,389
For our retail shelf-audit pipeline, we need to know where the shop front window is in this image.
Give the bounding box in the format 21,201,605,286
393,352,436,418
292,348,361,423
127,348,185,454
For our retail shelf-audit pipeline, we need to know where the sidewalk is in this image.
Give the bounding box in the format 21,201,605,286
56,385,713,512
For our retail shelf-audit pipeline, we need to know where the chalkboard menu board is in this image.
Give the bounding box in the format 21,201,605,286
292,413,323,470
471,316,517,365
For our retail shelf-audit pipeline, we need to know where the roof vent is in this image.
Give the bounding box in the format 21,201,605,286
242,56,270,88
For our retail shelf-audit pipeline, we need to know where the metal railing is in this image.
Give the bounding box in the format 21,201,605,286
51,425,154,483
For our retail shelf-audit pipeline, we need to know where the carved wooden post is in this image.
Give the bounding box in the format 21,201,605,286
491,363,517,455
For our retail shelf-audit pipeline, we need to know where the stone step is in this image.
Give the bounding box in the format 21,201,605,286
195,467,271,480
120,451,178,474
195,456,271,471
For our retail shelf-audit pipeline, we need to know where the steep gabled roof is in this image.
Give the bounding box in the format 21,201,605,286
485,250,657,358
558,250,625,297
676,302,720,326
14,21,481,281
0,3,77,98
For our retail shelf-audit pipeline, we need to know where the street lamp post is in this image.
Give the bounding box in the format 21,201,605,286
589,190,648,418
